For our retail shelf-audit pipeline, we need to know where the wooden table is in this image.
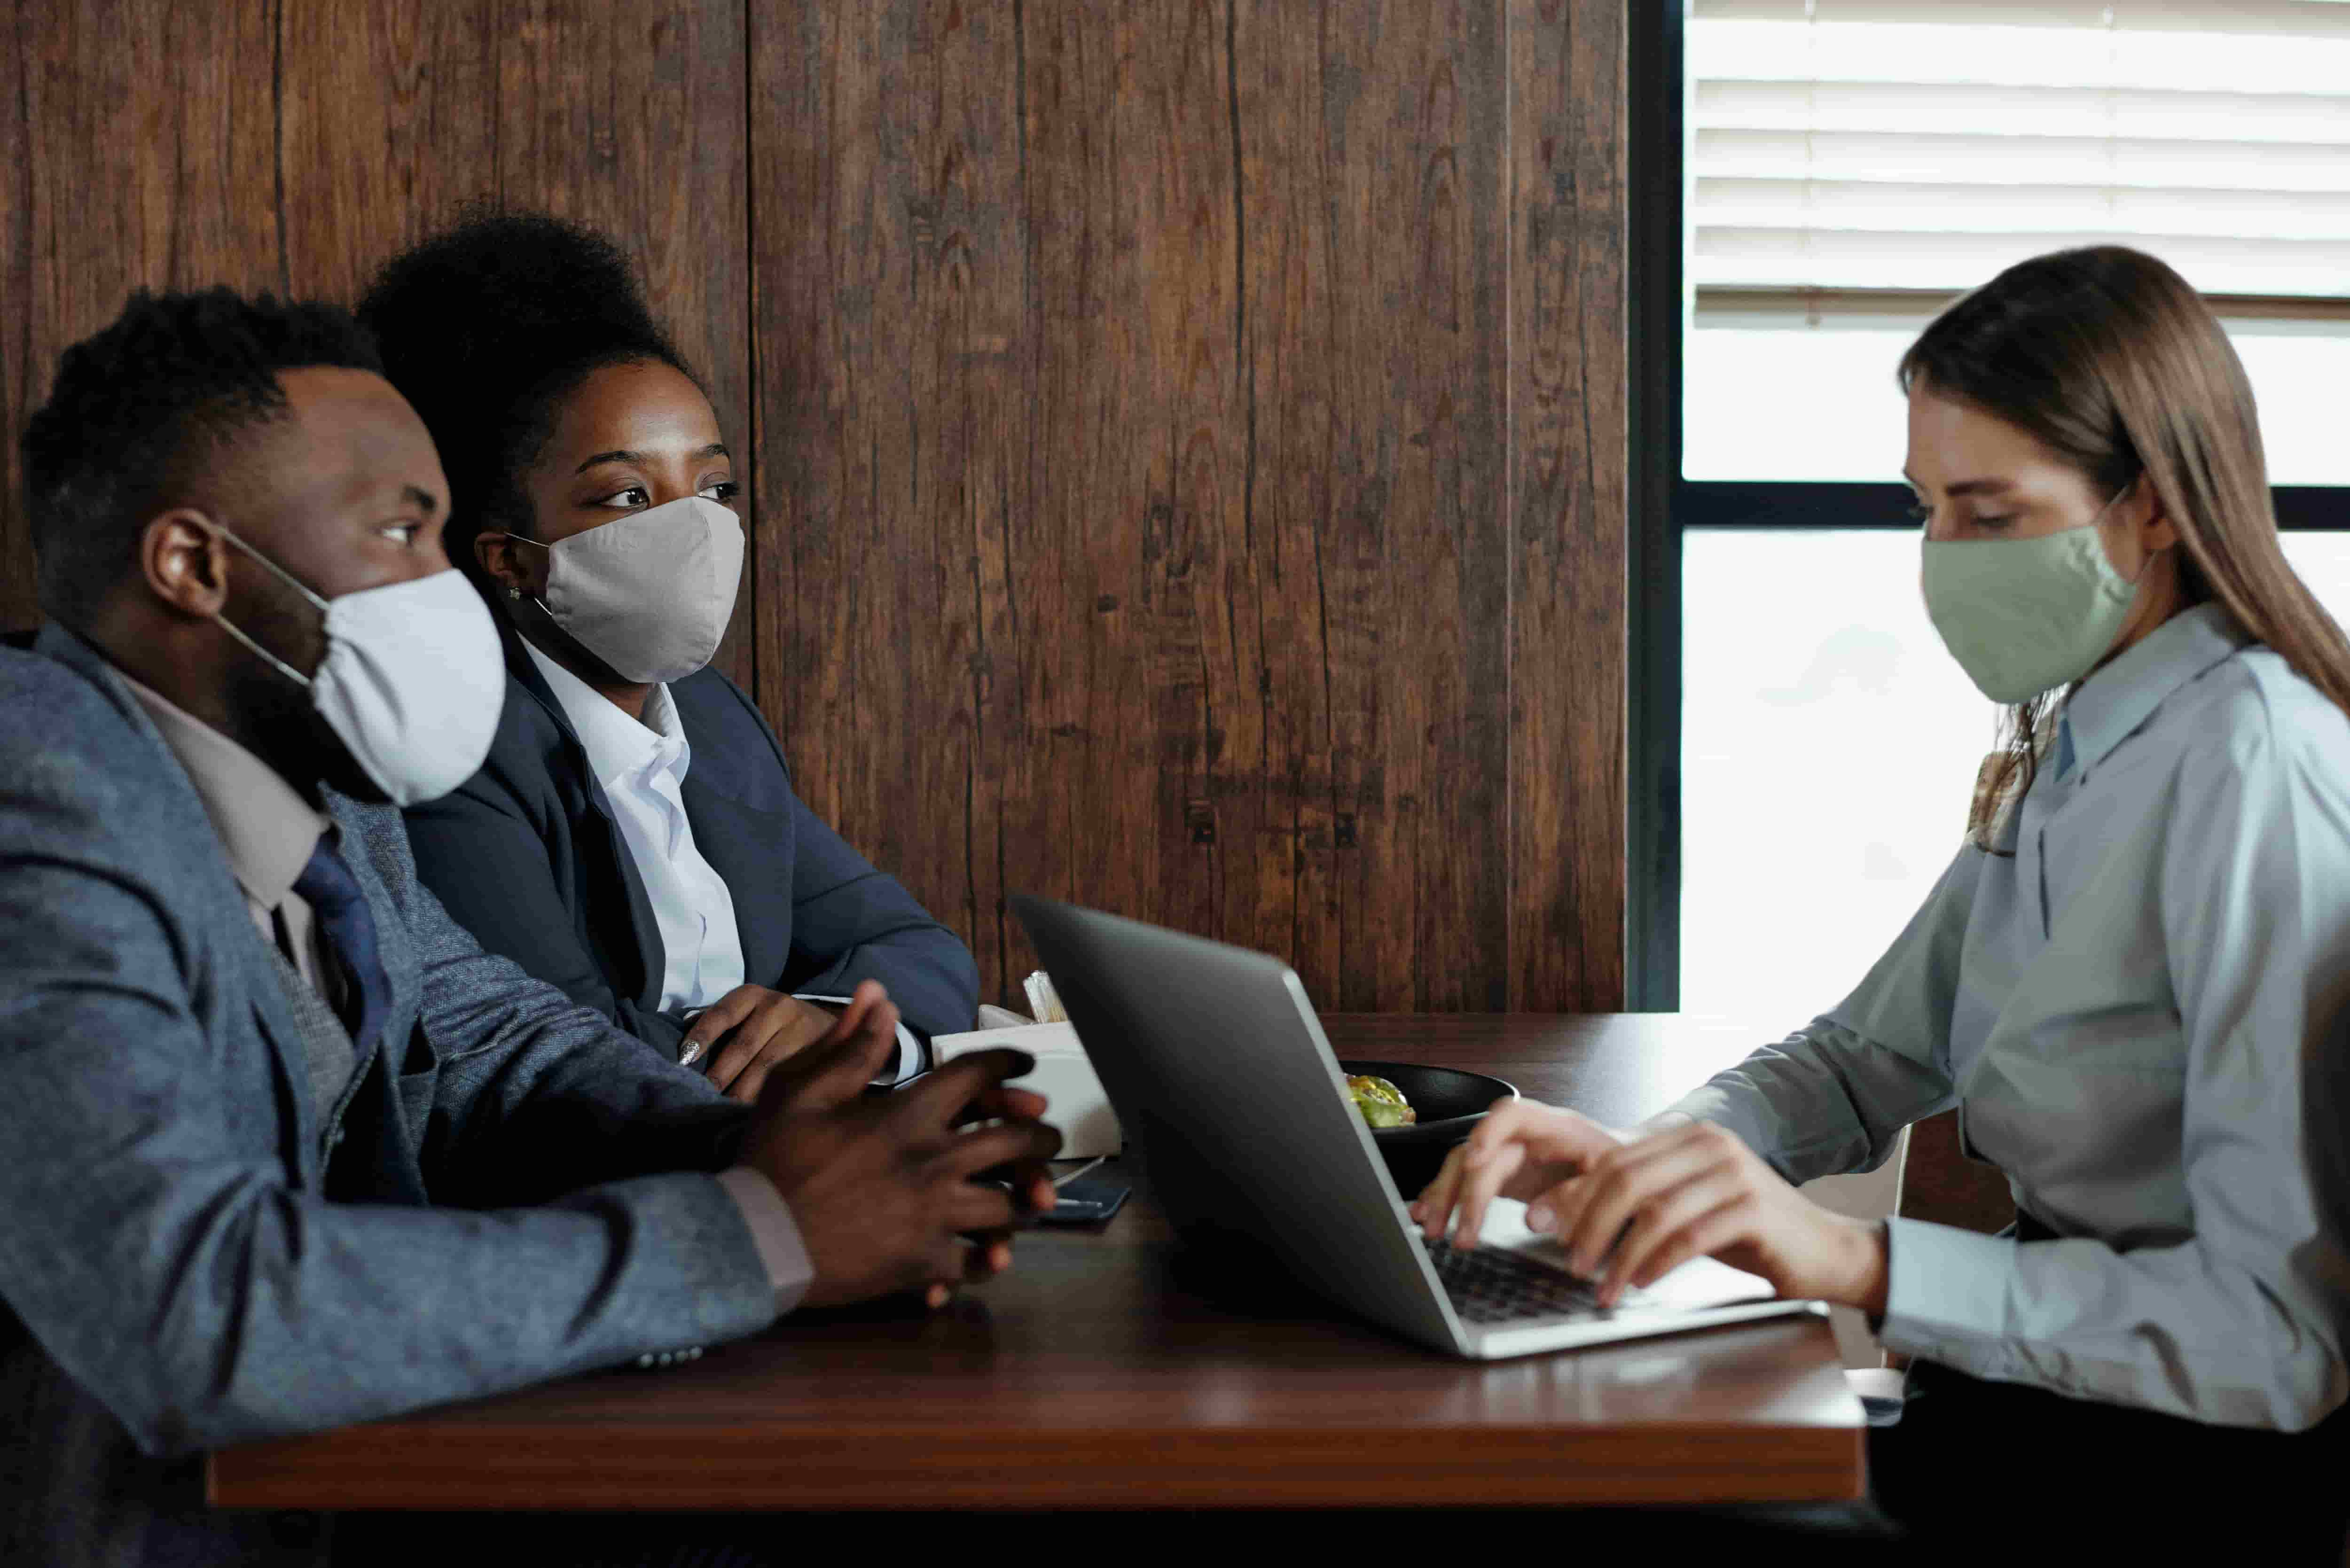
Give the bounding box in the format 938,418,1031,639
209,1015,1862,1512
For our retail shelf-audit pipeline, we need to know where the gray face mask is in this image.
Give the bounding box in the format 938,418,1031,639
1920,490,2144,704
508,495,744,684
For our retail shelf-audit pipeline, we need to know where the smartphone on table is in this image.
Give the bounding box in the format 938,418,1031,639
1043,1167,1130,1225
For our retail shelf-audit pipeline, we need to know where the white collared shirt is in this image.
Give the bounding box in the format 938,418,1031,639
525,641,745,1013
1670,602,2350,1429
522,642,920,1081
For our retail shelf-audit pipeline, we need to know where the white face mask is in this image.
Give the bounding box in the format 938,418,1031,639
204,523,506,806
1919,489,2143,704
507,495,744,685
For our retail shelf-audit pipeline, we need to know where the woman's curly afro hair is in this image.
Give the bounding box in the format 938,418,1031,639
356,207,697,582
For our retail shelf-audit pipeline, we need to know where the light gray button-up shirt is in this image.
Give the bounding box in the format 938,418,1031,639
1669,601,2350,1429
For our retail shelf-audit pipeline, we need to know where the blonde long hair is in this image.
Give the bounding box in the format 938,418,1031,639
1898,246,2350,848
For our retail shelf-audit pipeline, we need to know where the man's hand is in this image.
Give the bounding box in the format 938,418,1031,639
736,982,1062,1310
683,986,851,1104
1528,1118,1888,1311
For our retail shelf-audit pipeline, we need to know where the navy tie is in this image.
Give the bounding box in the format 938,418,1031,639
292,837,392,1065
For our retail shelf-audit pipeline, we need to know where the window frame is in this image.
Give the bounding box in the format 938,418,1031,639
1628,1,2350,1010
1627,1,1687,1010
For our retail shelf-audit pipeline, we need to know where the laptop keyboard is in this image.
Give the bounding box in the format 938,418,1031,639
1422,1235,1606,1325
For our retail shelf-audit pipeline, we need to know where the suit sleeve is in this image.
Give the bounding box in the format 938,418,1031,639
777,802,980,1045
352,805,751,1206
402,751,689,1062
0,757,776,1457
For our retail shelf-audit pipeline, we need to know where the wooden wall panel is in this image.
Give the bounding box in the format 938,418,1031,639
1261,1,1512,1012
1507,0,1628,1009
751,0,1026,992
276,0,499,308
3,0,283,632
1208,0,1518,1011
4,0,1634,1015
0,3,31,632
753,1,1560,1011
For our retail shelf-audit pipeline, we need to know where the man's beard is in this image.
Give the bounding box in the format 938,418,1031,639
222,655,391,806
219,570,392,807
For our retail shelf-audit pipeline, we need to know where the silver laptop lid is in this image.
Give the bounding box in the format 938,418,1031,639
1011,894,1465,1353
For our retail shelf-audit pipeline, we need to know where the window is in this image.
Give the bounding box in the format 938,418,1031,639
1687,304,2350,487
1681,530,2350,1029
1687,0,2350,484
1664,1,2350,1019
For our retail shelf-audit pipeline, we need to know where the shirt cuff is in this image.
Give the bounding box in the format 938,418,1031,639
712,1167,815,1318
1878,1215,2019,1374
791,993,926,1083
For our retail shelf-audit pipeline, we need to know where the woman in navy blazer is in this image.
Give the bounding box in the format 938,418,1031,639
364,210,977,1098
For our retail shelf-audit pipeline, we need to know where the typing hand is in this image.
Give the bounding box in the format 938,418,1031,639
682,985,848,1104
1412,1098,1629,1250
738,988,1061,1310
1522,1118,1889,1312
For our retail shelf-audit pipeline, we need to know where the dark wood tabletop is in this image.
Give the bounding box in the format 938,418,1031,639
208,1014,1862,1513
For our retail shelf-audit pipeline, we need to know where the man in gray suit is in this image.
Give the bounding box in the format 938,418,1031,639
0,288,1060,1568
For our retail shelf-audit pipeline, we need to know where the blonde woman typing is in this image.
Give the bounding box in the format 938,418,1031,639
1420,247,2350,1551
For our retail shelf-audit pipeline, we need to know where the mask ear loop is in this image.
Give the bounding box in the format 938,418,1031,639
497,533,592,662
195,518,329,690
2093,477,2168,589
494,531,553,609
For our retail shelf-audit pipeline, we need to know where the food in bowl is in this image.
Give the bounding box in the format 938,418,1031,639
1346,1073,1417,1129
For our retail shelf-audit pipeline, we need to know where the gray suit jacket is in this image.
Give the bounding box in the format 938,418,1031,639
0,626,779,1568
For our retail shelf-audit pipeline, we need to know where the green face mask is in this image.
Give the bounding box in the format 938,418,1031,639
1920,501,2140,704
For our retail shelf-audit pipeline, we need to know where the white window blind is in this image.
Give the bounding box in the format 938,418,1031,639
1690,0,2350,300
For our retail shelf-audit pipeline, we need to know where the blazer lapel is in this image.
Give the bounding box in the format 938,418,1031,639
33,624,320,1178
672,672,799,993
501,624,667,1013
242,933,323,1181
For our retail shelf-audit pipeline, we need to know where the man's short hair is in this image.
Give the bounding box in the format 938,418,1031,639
20,287,382,627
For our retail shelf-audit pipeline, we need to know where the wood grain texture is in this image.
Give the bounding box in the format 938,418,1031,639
1236,1,1513,1013
0,1,31,632
208,1015,1864,1513
4,1,1635,1013
275,0,498,307
1507,0,1628,1009
753,2,1605,1013
3,0,283,631
751,0,1034,1003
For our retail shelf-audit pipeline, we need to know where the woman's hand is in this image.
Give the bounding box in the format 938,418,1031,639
1529,1118,1889,1311
1412,1099,1630,1248
684,985,865,1104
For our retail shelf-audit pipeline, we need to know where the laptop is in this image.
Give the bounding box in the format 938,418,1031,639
1010,894,1821,1359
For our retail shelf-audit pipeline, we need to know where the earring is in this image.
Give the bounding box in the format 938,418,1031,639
506,587,522,601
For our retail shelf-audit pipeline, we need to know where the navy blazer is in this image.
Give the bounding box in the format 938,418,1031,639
402,626,978,1062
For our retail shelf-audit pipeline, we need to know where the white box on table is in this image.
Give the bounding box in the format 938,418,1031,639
930,1020,1121,1157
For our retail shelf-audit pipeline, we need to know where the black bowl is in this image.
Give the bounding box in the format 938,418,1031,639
1338,1059,1519,1197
